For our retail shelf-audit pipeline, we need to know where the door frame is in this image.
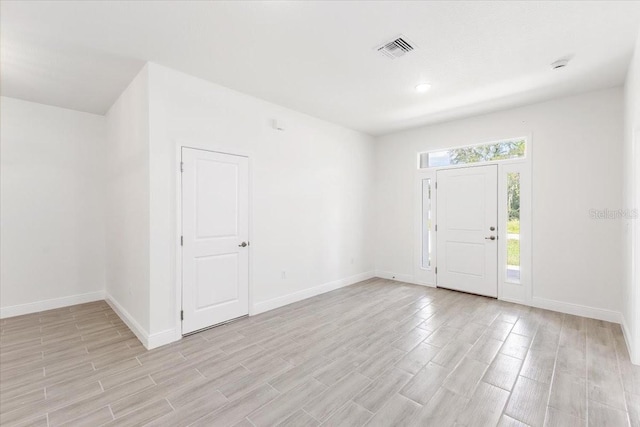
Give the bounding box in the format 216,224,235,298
413,135,532,305
175,142,254,338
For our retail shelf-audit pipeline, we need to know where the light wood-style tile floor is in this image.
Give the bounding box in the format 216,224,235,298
1,278,639,426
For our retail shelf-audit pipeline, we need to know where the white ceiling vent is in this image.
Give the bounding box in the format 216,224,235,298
376,36,416,59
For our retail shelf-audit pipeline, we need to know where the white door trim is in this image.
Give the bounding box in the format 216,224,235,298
174,141,254,340
497,161,532,305
413,134,533,304
413,170,437,287
181,148,249,334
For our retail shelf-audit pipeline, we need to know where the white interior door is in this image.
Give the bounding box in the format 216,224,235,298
436,165,498,297
182,147,249,334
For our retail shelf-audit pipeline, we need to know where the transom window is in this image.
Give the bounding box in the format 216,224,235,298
419,138,526,169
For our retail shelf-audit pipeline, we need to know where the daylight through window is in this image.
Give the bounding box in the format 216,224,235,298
506,172,521,283
419,138,526,168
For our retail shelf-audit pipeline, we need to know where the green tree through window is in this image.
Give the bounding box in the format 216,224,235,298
507,172,520,221
449,139,525,165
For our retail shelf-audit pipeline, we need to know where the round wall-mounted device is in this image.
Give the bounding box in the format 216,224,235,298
551,58,570,69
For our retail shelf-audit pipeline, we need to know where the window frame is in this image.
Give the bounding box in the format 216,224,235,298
417,137,528,170
505,171,522,284
421,177,433,270
413,135,532,306
414,169,437,286
497,160,531,304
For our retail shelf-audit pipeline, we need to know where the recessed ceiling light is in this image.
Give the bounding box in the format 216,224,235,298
415,82,431,93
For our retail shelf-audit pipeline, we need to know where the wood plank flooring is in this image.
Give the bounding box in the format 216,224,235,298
1,278,638,426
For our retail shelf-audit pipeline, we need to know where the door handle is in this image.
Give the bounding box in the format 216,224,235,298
238,242,248,247
485,236,496,240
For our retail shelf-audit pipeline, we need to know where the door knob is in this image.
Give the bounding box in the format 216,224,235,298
485,236,496,240
489,226,496,231
238,242,248,247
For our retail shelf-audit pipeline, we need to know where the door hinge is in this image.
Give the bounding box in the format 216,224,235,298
435,224,437,232
435,267,438,274
180,236,183,246
180,310,183,321
180,162,184,172
435,182,438,190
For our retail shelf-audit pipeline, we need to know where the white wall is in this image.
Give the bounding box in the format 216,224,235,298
146,63,376,339
104,66,151,335
375,87,624,319
3,58,631,362
0,97,106,316
623,31,640,364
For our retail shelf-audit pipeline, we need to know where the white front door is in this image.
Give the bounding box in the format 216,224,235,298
436,165,498,297
181,147,249,334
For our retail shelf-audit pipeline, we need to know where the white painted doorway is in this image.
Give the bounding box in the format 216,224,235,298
181,147,250,334
436,165,498,297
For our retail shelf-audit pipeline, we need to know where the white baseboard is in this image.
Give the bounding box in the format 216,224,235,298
499,296,528,305
251,271,375,315
621,317,639,365
372,273,625,325
105,294,178,350
374,271,436,288
374,270,413,283
530,296,622,324
105,293,153,350
0,291,105,319
147,328,179,349
373,275,637,363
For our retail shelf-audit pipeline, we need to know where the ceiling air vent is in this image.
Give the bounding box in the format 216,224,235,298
376,36,415,59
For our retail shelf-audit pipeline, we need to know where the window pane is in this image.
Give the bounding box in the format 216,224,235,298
421,178,432,269
427,151,451,167
507,172,520,283
420,138,526,168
